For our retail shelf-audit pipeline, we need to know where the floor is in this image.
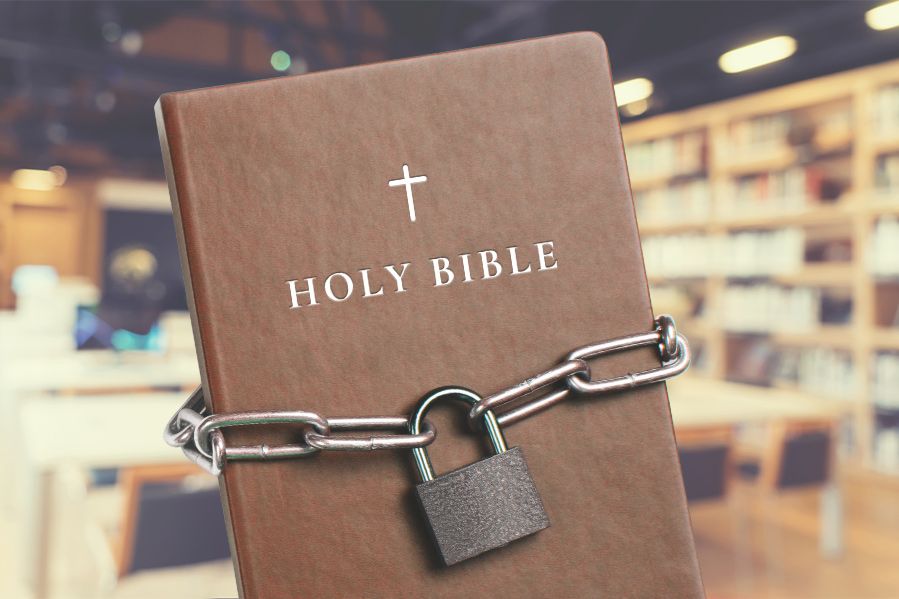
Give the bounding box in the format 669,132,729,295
692,469,899,599
2,467,898,598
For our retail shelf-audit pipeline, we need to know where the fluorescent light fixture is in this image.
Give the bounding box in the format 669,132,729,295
718,36,797,74
867,0,899,30
614,78,654,108
11,169,58,191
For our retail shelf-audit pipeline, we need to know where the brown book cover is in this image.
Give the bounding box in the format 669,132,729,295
156,32,704,598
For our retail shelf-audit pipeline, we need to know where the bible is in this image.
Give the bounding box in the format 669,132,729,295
156,32,704,598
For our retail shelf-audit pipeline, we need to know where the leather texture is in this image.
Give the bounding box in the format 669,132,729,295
156,32,705,599
415,446,550,566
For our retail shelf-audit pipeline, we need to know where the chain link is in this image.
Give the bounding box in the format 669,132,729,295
164,316,691,475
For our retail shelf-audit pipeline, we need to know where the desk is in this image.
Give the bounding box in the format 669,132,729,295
0,351,199,466
1,351,200,394
18,393,193,599
668,376,851,559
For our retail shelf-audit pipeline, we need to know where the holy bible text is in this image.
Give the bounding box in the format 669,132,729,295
286,240,558,310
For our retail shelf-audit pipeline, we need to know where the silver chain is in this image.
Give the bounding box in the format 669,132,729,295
164,315,690,475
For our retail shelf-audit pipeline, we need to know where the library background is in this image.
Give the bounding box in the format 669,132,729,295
2,2,899,598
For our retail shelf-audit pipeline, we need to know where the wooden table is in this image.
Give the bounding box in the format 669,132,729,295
668,377,852,429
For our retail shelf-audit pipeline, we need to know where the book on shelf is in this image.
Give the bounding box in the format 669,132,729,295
642,229,804,279
876,153,899,192
634,178,711,225
626,130,706,182
873,84,899,138
721,284,821,333
874,352,899,409
729,114,792,149
719,166,823,217
774,346,856,400
870,216,899,276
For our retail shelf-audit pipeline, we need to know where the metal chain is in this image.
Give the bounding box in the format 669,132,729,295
164,315,690,475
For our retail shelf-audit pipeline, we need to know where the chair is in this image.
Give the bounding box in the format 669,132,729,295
677,426,734,503
757,420,840,561
677,426,756,591
735,419,838,590
758,420,834,492
116,464,231,577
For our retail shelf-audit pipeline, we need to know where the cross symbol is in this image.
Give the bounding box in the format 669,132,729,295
388,163,428,222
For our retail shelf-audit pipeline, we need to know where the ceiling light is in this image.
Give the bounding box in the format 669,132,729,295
718,36,797,74
621,98,650,117
11,169,59,191
49,165,68,186
271,50,291,72
867,0,899,30
614,78,654,108
45,122,67,144
102,22,122,43
120,30,142,56
95,91,117,112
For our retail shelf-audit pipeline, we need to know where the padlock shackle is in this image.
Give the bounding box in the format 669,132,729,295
409,386,508,482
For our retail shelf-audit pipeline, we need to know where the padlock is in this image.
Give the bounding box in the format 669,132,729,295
408,386,550,566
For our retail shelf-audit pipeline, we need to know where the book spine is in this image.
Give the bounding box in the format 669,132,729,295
154,95,247,599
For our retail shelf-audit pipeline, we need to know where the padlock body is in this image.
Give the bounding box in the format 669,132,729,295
415,446,549,566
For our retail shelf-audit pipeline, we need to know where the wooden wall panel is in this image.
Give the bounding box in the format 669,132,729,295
0,181,101,308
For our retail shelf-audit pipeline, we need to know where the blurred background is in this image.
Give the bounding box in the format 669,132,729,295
2,1,899,598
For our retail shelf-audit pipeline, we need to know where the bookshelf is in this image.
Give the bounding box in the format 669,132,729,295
623,58,899,474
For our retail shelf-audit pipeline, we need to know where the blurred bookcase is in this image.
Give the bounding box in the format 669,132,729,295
623,58,899,473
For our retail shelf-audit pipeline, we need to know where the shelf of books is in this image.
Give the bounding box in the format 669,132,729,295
623,58,899,474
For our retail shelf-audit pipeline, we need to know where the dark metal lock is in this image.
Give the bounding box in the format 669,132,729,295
408,386,550,566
